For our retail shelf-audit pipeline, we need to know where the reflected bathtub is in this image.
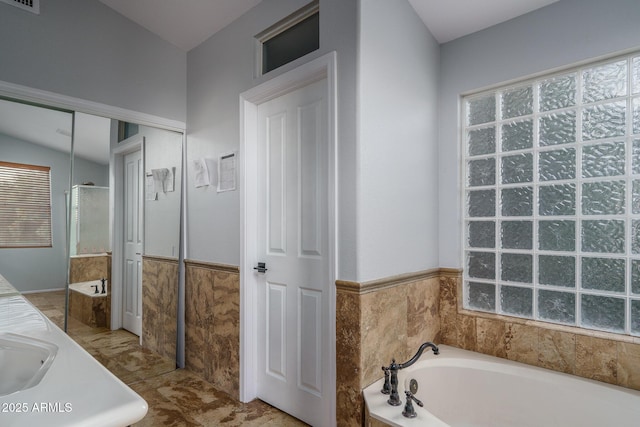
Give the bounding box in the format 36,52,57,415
68,280,110,328
69,280,107,297
364,345,640,427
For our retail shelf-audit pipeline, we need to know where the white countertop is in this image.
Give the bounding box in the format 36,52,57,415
0,275,147,427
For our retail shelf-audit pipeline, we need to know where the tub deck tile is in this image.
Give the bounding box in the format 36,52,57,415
576,335,617,384
538,329,576,374
617,341,640,389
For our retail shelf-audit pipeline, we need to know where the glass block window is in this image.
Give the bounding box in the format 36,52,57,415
463,52,640,336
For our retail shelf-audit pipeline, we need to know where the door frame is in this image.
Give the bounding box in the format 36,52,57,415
111,136,143,333
239,51,338,422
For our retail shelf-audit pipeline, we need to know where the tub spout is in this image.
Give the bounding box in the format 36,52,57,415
383,342,439,406
399,342,439,369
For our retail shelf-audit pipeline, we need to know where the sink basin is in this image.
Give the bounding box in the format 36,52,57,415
0,333,58,396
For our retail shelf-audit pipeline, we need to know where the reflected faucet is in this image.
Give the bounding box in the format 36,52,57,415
382,342,439,406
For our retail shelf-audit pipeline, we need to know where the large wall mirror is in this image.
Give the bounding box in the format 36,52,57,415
0,98,73,294
0,95,183,373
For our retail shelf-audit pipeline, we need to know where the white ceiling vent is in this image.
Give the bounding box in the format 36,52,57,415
0,0,39,14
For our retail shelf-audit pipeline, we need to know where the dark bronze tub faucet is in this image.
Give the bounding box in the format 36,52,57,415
381,342,439,406
402,390,424,418
381,366,391,394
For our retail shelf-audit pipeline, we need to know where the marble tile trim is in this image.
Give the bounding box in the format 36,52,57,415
143,254,179,264
336,268,445,295
184,259,240,273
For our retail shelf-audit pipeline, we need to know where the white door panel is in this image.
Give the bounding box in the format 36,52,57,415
298,287,322,396
266,282,287,381
123,149,142,336
256,79,329,426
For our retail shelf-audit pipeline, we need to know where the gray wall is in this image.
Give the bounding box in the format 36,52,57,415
143,126,183,258
72,157,110,188
357,0,439,281
8,0,634,284
186,0,360,279
0,0,186,122
0,133,108,292
186,0,438,282
438,0,640,268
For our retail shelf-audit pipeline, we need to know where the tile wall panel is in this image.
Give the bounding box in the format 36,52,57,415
440,271,640,394
142,256,178,362
336,271,441,427
359,269,640,427
184,261,240,400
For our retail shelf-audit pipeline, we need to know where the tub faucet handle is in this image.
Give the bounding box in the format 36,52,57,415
386,359,402,406
402,390,423,418
381,366,391,394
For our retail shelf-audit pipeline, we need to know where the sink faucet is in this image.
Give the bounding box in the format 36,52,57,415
382,342,439,406
100,278,106,294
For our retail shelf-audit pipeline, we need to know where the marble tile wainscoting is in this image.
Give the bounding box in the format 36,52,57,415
339,268,640,427
69,253,110,284
142,255,179,361
184,260,241,400
336,270,442,426
439,271,640,391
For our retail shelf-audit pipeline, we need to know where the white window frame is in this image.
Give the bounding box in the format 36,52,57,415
462,51,640,336
254,0,319,77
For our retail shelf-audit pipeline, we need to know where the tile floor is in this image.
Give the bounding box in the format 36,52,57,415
24,290,308,426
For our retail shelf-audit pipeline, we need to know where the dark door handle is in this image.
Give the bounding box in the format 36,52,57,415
253,262,268,273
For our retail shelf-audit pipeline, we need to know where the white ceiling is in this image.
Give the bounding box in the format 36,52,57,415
0,99,111,165
99,0,560,51
99,0,263,51
408,0,559,44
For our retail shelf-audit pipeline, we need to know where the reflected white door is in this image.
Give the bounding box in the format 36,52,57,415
122,149,143,336
256,79,330,426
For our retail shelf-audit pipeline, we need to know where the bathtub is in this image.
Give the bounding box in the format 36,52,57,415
363,344,640,427
69,279,107,297
68,280,110,328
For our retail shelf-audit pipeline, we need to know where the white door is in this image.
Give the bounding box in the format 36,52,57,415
255,79,330,426
122,149,143,336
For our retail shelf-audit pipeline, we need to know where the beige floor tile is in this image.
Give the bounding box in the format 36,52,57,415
27,291,308,426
